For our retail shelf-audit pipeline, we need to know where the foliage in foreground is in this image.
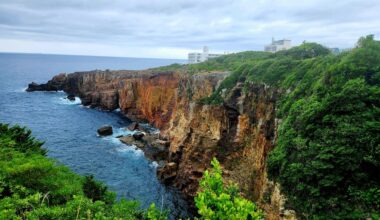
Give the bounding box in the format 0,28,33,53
195,158,263,220
0,123,166,219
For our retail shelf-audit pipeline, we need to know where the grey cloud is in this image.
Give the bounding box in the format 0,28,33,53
0,0,379,57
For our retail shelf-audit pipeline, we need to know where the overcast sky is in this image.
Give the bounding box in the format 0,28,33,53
0,0,379,59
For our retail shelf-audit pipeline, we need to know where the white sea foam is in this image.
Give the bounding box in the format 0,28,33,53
17,87,28,92
58,96,82,105
103,135,123,145
150,161,159,169
115,145,145,158
113,127,136,137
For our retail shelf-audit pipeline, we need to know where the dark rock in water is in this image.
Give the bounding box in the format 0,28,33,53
67,94,75,101
127,122,139,131
118,133,170,161
119,135,144,148
133,131,145,140
115,135,123,138
157,162,178,184
97,125,113,136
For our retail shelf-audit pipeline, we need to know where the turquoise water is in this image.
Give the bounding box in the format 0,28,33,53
0,53,189,218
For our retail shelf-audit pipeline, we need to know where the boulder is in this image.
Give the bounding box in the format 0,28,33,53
127,122,140,131
67,94,75,101
133,131,145,140
97,125,113,136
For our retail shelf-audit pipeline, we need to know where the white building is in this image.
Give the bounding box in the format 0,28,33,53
188,46,223,64
264,38,292,53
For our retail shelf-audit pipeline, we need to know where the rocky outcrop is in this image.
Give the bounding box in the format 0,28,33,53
119,133,169,161
29,69,291,219
26,73,67,92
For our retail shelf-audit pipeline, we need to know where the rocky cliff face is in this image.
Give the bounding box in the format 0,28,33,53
27,70,292,219
160,82,289,219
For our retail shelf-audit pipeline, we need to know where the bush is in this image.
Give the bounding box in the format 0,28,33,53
195,158,263,220
83,175,109,203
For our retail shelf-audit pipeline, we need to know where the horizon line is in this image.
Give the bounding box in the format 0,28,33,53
0,51,187,61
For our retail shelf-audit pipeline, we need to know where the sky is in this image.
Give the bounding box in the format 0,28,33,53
0,0,379,59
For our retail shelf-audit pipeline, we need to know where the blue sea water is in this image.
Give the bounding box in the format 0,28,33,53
0,53,189,218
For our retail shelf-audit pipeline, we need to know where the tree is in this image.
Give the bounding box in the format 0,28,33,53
83,175,109,203
195,158,263,220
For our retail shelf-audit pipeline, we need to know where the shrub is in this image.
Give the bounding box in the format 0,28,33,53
195,158,263,220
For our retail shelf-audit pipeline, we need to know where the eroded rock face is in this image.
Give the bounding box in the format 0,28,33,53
30,70,290,219
159,82,287,219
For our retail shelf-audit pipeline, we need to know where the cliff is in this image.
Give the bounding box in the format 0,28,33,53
27,39,380,219
27,70,291,219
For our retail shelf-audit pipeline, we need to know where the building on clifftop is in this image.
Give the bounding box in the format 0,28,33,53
264,38,292,53
188,46,223,64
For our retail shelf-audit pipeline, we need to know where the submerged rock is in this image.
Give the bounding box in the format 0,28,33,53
97,125,113,136
67,94,75,101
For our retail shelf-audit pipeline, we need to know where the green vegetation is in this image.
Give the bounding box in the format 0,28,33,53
0,123,166,219
195,158,263,220
197,35,380,219
267,35,380,219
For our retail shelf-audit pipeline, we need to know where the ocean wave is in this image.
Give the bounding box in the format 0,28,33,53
17,87,29,92
100,127,138,147
115,145,145,158
113,127,136,136
58,96,82,105
150,161,159,169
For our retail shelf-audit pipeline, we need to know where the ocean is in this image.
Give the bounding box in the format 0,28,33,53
0,52,189,218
